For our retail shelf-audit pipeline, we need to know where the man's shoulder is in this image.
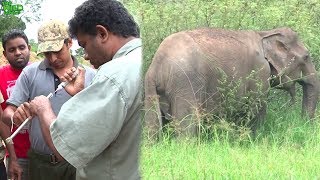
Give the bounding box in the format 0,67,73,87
0,64,11,72
23,61,42,72
98,47,142,86
0,64,10,69
100,47,142,75
115,47,142,72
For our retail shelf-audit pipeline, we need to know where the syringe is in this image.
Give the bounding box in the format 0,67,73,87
54,81,69,94
6,69,78,143
6,93,54,144
54,69,79,93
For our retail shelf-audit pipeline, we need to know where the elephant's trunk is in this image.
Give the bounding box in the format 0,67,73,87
301,77,320,119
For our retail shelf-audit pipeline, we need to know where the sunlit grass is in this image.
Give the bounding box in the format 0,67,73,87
141,140,320,179
141,90,320,179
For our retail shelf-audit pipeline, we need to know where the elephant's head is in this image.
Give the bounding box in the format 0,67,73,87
259,27,320,118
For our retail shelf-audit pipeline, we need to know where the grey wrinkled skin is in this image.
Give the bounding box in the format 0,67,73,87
144,27,320,139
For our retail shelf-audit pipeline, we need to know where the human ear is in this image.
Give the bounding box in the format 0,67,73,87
67,38,73,48
96,25,109,42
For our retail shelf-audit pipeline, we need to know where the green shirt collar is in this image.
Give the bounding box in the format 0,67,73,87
112,38,142,60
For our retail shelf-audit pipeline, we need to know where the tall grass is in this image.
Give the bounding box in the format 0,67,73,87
141,89,320,179
141,140,320,179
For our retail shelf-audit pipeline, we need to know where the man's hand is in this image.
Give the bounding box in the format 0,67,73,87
8,158,22,180
29,95,52,117
12,102,32,126
60,66,86,96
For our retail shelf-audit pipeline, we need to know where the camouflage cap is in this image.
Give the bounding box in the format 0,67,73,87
37,20,69,55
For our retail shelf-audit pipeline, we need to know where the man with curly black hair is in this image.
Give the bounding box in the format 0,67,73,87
4,20,96,180
26,0,142,179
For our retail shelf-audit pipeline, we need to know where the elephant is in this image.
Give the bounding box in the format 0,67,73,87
144,27,320,139
270,73,296,105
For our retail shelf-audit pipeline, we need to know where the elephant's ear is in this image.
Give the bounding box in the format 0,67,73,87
260,30,287,76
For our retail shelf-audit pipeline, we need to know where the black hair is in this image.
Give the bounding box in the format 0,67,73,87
68,0,140,39
2,29,29,50
64,38,69,45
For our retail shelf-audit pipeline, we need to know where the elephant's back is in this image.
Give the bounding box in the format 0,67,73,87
186,28,259,62
148,28,268,94
149,30,210,77
151,28,261,79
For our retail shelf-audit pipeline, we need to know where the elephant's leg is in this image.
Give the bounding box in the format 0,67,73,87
247,71,270,136
144,95,162,141
170,96,199,138
288,85,296,105
250,101,267,136
159,96,172,137
144,66,170,141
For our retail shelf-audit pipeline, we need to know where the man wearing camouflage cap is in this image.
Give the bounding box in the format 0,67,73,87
25,0,142,179
37,20,70,55
3,19,96,180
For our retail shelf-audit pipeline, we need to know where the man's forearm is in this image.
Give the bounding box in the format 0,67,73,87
0,121,17,160
3,106,17,127
5,142,17,161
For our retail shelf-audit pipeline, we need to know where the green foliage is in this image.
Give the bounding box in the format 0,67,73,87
216,69,265,123
0,0,43,52
0,0,43,39
13,0,44,23
0,14,25,37
125,0,320,74
28,38,37,52
192,68,266,143
73,48,91,66
74,48,84,60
